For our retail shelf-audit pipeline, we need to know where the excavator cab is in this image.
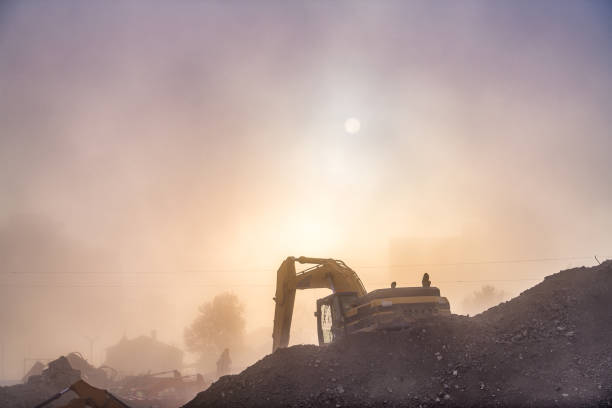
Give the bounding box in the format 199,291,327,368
315,292,359,345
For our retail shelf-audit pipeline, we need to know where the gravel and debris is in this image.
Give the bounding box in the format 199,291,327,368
0,356,81,408
0,354,204,408
185,261,612,407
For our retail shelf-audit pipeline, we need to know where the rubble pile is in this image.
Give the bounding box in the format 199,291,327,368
0,355,205,408
185,261,612,407
0,356,81,408
22,361,45,383
112,371,207,408
65,352,115,388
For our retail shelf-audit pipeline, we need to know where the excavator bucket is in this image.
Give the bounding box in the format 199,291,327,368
69,380,110,405
34,380,131,408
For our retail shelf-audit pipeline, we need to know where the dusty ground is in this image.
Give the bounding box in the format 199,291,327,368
184,261,612,407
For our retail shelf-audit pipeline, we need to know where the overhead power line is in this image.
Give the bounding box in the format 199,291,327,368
367,255,601,268
0,277,548,288
0,255,606,275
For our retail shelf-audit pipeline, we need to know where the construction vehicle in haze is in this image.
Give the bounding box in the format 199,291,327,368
272,256,451,352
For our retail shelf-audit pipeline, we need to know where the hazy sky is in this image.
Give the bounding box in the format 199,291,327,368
1,1,611,380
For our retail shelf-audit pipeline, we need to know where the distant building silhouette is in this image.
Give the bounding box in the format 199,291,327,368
104,332,183,375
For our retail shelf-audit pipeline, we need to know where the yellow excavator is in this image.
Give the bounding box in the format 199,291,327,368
272,256,451,352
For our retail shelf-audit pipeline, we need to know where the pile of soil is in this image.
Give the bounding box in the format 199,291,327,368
185,261,612,407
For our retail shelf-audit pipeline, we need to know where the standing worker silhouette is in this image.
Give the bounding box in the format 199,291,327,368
216,348,232,377
422,273,431,288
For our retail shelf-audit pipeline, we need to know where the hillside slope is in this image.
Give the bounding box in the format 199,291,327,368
185,261,612,407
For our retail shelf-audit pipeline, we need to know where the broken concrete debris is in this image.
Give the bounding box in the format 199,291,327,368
0,352,207,408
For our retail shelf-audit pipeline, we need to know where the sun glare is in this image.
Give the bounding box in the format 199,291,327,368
344,117,361,134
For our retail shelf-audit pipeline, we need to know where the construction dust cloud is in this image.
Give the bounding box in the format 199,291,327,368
0,2,610,405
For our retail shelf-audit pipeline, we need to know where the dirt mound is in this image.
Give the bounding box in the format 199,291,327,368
185,261,612,407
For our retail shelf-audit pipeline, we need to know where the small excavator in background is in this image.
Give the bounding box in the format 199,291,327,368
272,256,451,352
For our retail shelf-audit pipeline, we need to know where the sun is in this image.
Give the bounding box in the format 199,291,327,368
344,117,361,134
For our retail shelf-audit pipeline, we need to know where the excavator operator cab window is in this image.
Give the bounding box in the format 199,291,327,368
319,302,334,344
315,292,357,346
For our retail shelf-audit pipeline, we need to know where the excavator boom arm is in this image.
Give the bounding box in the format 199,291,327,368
272,256,366,352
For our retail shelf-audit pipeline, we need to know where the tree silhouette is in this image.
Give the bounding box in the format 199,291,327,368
184,292,246,358
461,285,507,316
